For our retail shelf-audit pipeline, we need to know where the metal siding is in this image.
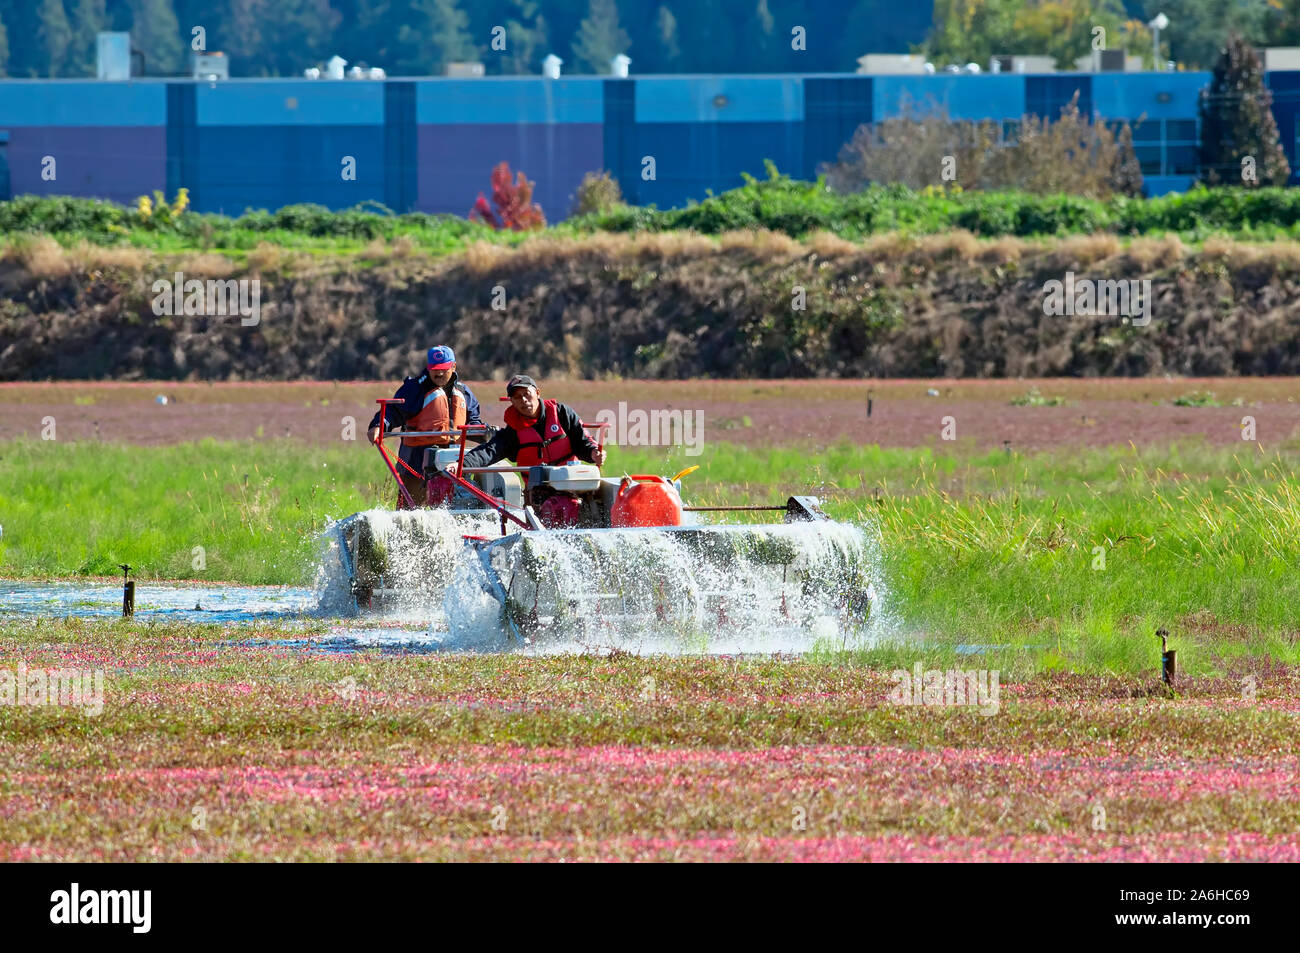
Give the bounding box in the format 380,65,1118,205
384,82,417,213
416,123,603,220
1145,175,1197,196
1025,75,1091,118
0,82,165,126
20,70,1300,210
1090,73,1209,119
196,81,384,126
635,76,803,123
415,78,603,124
803,77,872,179
1268,72,1300,184
166,83,198,203
193,125,385,214
603,79,638,204
630,121,800,209
874,75,1026,120
6,126,165,202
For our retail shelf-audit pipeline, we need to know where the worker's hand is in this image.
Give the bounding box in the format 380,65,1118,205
443,461,460,478
592,446,607,467
367,426,381,445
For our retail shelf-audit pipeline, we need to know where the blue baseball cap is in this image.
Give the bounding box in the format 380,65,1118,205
427,345,456,369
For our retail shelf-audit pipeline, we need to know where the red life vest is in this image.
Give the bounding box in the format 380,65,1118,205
505,399,576,466
403,382,467,447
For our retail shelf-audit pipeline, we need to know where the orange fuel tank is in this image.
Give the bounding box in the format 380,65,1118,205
610,475,684,528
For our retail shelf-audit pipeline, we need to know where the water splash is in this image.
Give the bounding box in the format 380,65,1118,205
314,507,500,619
443,519,893,655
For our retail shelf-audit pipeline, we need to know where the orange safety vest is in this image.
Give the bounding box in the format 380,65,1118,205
402,384,467,447
505,399,576,466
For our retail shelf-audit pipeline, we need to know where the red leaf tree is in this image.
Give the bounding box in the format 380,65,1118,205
468,162,546,230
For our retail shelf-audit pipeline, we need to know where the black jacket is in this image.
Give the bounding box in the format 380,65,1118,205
367,372,485,437
460,400,600,470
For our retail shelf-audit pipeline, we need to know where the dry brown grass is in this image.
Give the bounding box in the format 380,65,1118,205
361,235,420,261
916,230,982,263
175,252,236,278
1260,242,1300,272
246,242,283,274
462,239,510,275
977,235,1027,265
70,242,149,272
1125,234,1186,271
5,236,72,278
805,230,859,259
626,230,715,261
719,228,804,260
1053,233,1122,268
857,232,917,260
1200,236,1236,261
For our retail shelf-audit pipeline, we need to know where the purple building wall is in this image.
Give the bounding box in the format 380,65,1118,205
417,123,604,221
7,126,166,205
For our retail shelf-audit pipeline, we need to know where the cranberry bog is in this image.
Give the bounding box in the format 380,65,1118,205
1,379,1298,861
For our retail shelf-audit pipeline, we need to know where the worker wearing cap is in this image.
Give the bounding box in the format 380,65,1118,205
446,375,605,477
367,346,489,505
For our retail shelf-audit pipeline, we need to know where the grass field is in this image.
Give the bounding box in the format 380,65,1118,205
2,434,1298,675
2,620,1297,861
3,381,1298,861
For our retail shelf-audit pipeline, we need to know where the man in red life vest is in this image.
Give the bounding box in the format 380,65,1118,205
367,345,488,505
446,375,606,477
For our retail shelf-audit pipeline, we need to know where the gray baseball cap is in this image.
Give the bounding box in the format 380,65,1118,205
506,374,538,394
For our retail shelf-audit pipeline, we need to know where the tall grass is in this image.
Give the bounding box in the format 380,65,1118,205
3,438,1298,669
0,438,387,583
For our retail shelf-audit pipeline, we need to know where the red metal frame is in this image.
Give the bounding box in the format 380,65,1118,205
374,399,416,509
440,467,532,529
372,397,609,529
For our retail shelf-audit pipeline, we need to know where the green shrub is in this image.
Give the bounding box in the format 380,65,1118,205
9,173,1300,249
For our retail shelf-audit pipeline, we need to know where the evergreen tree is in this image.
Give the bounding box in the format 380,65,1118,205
68,0,107,76
571,0,630,74
128,0,184,74
1110,124,1145,198
503,0,549,74
37,0,73,76
655,5,681,69
268,0,341,74
400,0,480,73
1199,34,1291,186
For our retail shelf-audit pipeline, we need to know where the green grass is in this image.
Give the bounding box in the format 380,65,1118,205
0,437,387,583
1172,390,1224,407
3,437,1299,673
14,176,1300,258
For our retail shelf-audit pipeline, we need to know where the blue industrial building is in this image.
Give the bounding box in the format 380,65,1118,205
2,70,1298,218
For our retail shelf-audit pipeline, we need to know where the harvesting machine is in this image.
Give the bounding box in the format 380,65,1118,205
327,398,875,645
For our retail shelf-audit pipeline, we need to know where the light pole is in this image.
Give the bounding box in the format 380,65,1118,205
1149,13,1169,71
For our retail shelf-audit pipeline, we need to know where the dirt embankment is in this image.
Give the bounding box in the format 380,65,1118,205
3,232,1300,381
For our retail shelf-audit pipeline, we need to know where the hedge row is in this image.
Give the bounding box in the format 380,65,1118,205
5,174,1300,245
